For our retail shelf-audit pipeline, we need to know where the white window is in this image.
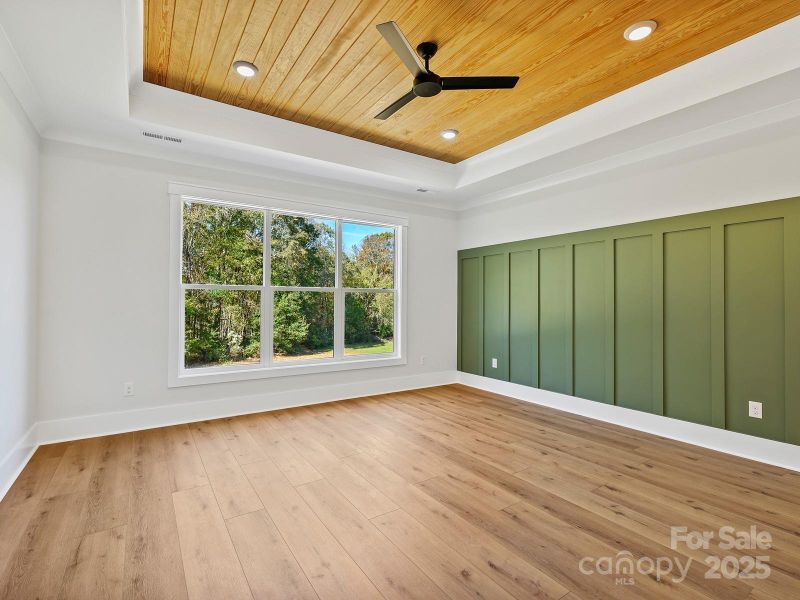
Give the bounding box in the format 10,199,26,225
168,183,406,386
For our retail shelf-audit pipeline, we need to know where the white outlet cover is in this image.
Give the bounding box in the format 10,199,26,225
491,358,498,369
748,401,763,419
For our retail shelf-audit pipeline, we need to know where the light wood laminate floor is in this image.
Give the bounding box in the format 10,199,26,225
1,384,799,599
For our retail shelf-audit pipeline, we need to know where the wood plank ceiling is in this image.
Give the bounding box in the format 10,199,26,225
144,0,800,163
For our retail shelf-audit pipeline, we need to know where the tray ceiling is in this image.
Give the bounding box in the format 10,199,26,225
143,0,800,163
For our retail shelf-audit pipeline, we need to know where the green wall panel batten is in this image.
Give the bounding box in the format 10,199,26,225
509,251,537,386
573,242,608,403
725,219,785,441
663,228,712,425
539,246,569,393
460,257,482,375
457,196,800,446
483,254,509,381
615,236,654,412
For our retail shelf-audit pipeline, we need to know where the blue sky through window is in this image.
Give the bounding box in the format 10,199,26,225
342,223,392,257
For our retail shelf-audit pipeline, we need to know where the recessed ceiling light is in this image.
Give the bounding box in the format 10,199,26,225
440,129,458,140
624,20,657,41
233,60,258,77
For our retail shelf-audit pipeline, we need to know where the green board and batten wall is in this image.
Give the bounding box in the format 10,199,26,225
457,197,800,445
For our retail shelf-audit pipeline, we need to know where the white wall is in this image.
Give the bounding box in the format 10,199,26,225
0,70,39,489
458,120,800,248
36,140,457,433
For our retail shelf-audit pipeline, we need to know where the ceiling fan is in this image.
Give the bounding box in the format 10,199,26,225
374,21,520,120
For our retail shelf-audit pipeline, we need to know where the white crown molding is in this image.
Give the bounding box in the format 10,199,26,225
0,20,48,132
39,134,457,217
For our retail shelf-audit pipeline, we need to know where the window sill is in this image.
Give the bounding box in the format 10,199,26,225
168,354,406,387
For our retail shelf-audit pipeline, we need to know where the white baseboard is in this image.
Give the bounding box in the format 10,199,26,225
459,372,800,473
0,424,38,500
34,370,459,445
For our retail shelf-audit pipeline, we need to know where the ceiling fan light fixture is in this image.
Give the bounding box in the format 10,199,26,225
233,60,258,77
624,20,657,41
441,129,458,140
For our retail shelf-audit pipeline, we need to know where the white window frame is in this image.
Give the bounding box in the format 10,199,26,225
168,182,408,387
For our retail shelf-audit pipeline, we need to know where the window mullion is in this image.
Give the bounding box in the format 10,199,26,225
272,286,335,292
334,219,344,359
184,283,262,291
178,199,186,374
263,210,272,368
341,287,396,293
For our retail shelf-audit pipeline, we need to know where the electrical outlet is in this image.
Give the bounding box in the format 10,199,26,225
491,358,498,369
123,382,135,397
748,401,762,419
420,355,427,366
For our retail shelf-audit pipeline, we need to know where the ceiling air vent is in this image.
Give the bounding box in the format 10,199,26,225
142,131,182,144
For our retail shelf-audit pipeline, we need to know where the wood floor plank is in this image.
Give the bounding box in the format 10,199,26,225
0,504,38,579
0,451,63,578
172,485,253,600
162,425,209,491
198,450,263,519
124,460,189,600
372,508,519,600
226,510,319,600
2,384,800,599
290,407,361,458
297,478,449,600
45,439,101,497
216,418,268,466
242,459,383,599
60,525,127,600
82,434,133,535
131,428,169,475
188,420,230,457
0,492,86,600
436,461,523,510
243,416,324,486
0,450,61,510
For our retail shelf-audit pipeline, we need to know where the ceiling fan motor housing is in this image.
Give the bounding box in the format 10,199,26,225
413,72,442,97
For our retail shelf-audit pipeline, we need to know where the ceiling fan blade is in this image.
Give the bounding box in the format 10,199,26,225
441,76,520,90
374,90,417,120
376,21,427,77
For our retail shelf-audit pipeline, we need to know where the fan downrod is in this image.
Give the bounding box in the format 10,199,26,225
413,42,441,97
